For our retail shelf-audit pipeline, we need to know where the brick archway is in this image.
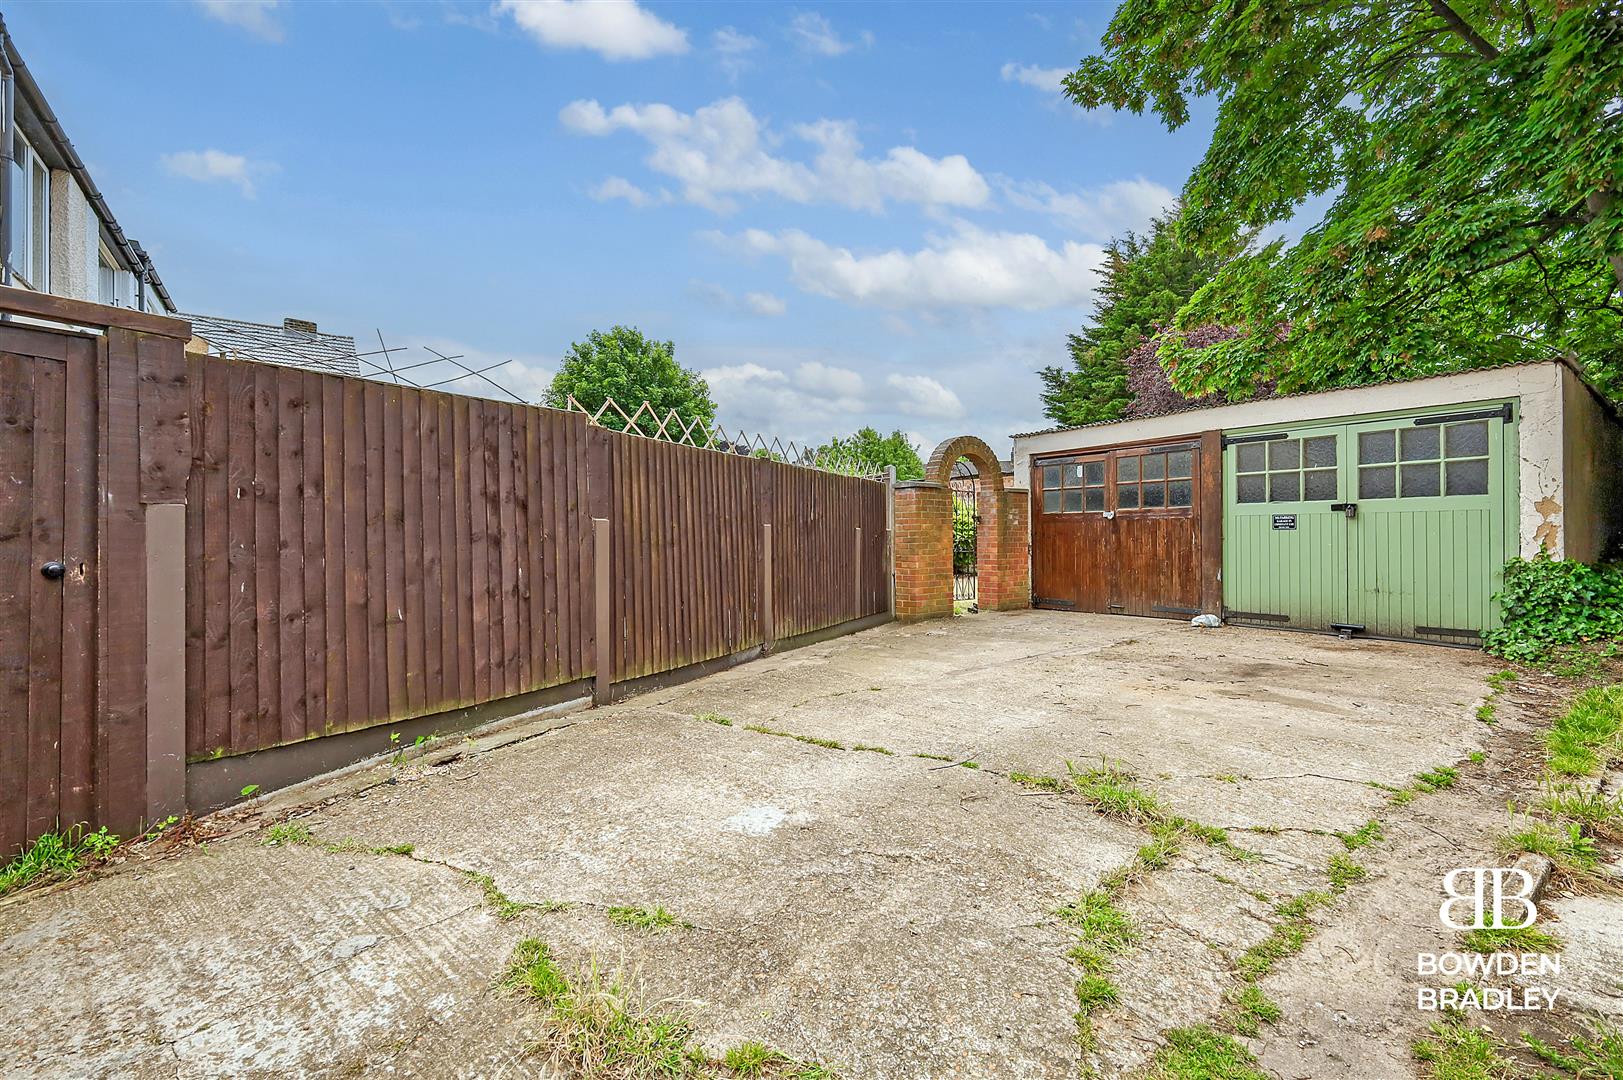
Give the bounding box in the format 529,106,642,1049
894,436,1029,620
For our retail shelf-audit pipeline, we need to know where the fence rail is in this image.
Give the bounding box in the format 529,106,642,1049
0,288,894,856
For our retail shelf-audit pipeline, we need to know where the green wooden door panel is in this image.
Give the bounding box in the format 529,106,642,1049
1222,402,1519,641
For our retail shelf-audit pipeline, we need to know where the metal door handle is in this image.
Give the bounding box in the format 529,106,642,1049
1329,502,1358,519
40,561,66,580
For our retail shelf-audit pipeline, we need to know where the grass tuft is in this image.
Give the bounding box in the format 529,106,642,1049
695,712,734,726
723,1042,786,1077
0,824,120,896
1009,771,1065,792
851,744,893,756
1547,686,1623,778
1459,925,1563,954
1412,1017,1515,1079
1336,819,1383,851
1237,891,1331,982
1146,1026,1269,1080
1523,1022,1623,1077
1499,819,1601,879
1056,891,1137,974
911,752,952,762
607,905,685,933
743,724,846,751
1414,766,1460,792
1327,854,1367,893
464,870,542,921
1230,986,1282,1037
264,822,315,847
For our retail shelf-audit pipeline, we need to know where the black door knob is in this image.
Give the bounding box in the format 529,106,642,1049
40,561,66,581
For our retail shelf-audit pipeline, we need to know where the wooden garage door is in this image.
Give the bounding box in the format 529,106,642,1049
1031,436,1217,619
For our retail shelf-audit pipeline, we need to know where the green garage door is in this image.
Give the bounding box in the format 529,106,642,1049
1222,402,1518,642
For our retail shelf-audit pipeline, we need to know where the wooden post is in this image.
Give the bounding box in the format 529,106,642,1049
593,516,611,705
761,522,774,653
144,503,187,820
854,525,863,620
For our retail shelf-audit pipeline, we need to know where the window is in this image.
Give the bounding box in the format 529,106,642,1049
1038,456,1106,514
1116,448,1194,509
9,131,50,290
1357,420,1490,499
1235,435,1338,504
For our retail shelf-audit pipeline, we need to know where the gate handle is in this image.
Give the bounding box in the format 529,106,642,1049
40,561,66,581
1329,502,1358,519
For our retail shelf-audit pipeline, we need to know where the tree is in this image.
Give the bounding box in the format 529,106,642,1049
1038,209,1239,427
1064,1,1623,402
543,326,717,431
812,427,925,479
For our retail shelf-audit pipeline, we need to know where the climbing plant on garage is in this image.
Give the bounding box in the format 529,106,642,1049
1064,0,1623,401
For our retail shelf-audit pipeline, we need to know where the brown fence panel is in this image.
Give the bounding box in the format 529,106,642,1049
766,459,889,639
184,362,594,759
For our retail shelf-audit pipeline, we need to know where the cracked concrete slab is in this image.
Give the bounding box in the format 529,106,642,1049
1,611,1598,1078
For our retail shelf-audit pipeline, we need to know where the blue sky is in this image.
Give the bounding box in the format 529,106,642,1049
9,0,1217,455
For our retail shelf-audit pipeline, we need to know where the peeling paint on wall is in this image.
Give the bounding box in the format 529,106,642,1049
1533,495,1562,553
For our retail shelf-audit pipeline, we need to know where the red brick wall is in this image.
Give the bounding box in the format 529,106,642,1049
894,483,954,620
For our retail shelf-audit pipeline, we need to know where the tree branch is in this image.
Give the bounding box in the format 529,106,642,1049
1426,0,1501,59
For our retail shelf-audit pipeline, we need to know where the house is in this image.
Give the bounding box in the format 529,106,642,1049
0,16,175,314
1010,359,1623,644
183,313,361,377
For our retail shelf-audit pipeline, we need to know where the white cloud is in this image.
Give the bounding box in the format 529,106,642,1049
588,175,669,207
1000,61,1067,93
787,12,870,56
886,373,964,419
690,281,787,317
704,360,868,438
744,291,787,317
194,0,283,41
160,149,273,198
1003,177,1176,241
712,26,761,79
719,224,1107,311
494,0,688,60
561,96,988,214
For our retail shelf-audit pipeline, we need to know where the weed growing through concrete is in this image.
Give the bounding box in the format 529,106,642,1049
1237,891,1333,982
1475,702,1497,725
1335,819,1383,850
1459,925,1564,954
1523,1022,1623,1076
695,713,734,726
264,822,315,847
1009,772,1065,792
0,824,121,897
1327,854,1367,893
743,724,845,751
1486,670,1518,693
464,870,546,921
1230,986,1282,1037
500,939,836,1079
911,752,952,761
1144,1026,1268,1080
851,744,893,755
1414,766,1460,792
956,761,980,769
1501,819,1602,879
1468,751,1486,764
1412,1016,1512,1080
1066,761,1255,862
607,905,687,933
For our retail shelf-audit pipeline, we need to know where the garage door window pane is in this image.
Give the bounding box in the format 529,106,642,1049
1304,468,1338,501
1168,479,1192,506
1142,454,1165,481
1269,472,1300,501
1237,474,1265,503
1167,450,1193,478
1143,482,1165,507
1359,465,1396,499
1083,461,1105,485
1237,443,1266,473
1359,430,1396,464
1304,436,1337,469
1117,457,1139,482
1445,458,1489,495
1269,439,1300,470
1400,427,1439,461
1042,464,1061,490
1043,490,1061,513
1117,484,1139,509
1063,489,1084,512
1082,488,1103,511
1446,421,1489,458
1400,462,1441,497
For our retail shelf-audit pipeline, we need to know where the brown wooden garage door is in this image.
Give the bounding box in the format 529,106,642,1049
1031,433,1220,619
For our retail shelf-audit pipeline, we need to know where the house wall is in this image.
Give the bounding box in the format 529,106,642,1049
1012,362,1571,558
48,170,94,302
1559,365,1623,562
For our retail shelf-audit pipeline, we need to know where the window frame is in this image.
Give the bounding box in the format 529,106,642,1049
1032,441,1200,518
9,130,48,291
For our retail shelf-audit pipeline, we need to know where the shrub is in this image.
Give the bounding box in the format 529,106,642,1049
1483,553,1623,662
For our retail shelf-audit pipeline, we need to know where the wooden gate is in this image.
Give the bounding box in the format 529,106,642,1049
0,291,194,858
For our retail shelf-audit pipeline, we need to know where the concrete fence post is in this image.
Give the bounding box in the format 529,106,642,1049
761,522,774,653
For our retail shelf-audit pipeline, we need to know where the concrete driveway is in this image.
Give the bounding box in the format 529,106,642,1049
1,610,1585,1078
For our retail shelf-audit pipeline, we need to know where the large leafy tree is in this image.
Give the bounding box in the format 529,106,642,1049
1038,209,1239,426
812,427,925,479
1065,1,1623,401
543,326,717,430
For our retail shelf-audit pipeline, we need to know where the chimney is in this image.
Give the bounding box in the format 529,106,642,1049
283,317,317,334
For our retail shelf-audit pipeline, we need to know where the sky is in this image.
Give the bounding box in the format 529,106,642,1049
7,0,1219,457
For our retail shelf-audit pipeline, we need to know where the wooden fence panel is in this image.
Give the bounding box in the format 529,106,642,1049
183,362,596,759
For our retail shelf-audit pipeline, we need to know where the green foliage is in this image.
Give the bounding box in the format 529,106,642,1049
543,326,716,431
1066,2,1623,403
607,905,684,933
1546,685,1623,777
0,824,120,896
1501,819,1601,878
1231,986,1282,1037
1485,553,1623,662
1412,1017,1516,1080
1146,1026,1269,1080
1460,925,1564,954
811,427,924,480
1038,210,1239,426
1524,1023,1623,1078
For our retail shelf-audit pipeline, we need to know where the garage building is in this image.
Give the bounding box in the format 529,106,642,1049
1010,360,1623,644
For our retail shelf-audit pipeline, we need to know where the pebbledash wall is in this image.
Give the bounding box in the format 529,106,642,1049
893,435,1030,620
